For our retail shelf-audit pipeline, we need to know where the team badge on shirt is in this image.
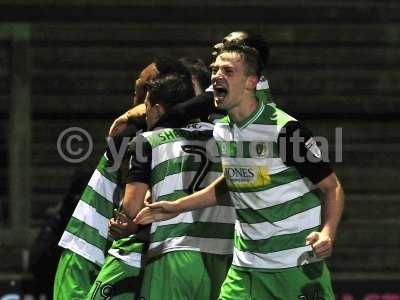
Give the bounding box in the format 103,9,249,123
250,141,274,159
217,141,275,159
216,141,237,157
255,142,267,158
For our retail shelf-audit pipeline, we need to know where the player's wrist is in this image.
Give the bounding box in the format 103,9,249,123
174,199,185,212
321,226,336,242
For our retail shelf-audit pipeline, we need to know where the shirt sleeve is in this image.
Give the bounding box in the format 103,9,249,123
126,135,152,184
278,121,333,184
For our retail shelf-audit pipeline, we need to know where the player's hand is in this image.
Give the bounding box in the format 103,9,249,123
134,201,180,225
108,211,138,239
305,231,333,259
144,190,152,206
109,113,129,137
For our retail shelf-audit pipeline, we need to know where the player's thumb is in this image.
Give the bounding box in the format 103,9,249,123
305,232,319,245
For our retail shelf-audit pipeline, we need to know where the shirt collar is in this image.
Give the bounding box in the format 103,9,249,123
230,97,265,130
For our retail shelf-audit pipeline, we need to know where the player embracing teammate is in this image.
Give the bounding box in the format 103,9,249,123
135,32,345,300
54,31,344,300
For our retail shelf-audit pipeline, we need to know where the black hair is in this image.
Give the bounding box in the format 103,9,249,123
144,57,194,107
179,57,211,91
154,56,192,82
147,73,195,110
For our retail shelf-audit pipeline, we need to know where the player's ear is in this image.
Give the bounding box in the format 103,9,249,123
246,75,258,90
154,103,165,119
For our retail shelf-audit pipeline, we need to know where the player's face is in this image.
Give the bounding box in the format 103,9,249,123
211,52,251,112
132,63,158,106
144,92,159,130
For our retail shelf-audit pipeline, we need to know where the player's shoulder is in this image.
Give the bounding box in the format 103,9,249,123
177,122,214,141
274,107,297,126
144,122,214,135
182,121,214,131
140,123,214,147
213,115,230,126
258,102,297,127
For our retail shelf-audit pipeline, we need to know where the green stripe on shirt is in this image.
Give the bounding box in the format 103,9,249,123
151,222,234,242
236,191,321,224
151,157,221,187
66,217,108,250
96,154,120,184
234,226,320,254
80,186,115,219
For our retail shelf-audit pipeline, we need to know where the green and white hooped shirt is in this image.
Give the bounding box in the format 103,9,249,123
213,99,322,271
129,122,235,259
59,153,122,266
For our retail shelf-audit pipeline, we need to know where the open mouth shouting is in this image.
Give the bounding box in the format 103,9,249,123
213,82,228,105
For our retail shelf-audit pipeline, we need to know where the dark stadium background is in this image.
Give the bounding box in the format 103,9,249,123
0,1,399,299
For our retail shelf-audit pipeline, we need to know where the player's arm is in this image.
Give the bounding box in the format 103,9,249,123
306,172,344,258
108,104,146,136
108,182,148,239
110,92,215,136
134,175,227,225
175,174,227,210
108,135,151,238
279,121,345,259
158,91,215,126
122,182,148,218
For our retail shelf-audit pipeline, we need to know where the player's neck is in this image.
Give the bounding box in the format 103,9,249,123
228,94,258,125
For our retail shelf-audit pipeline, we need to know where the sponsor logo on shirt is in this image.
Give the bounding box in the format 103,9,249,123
223,165,271,189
